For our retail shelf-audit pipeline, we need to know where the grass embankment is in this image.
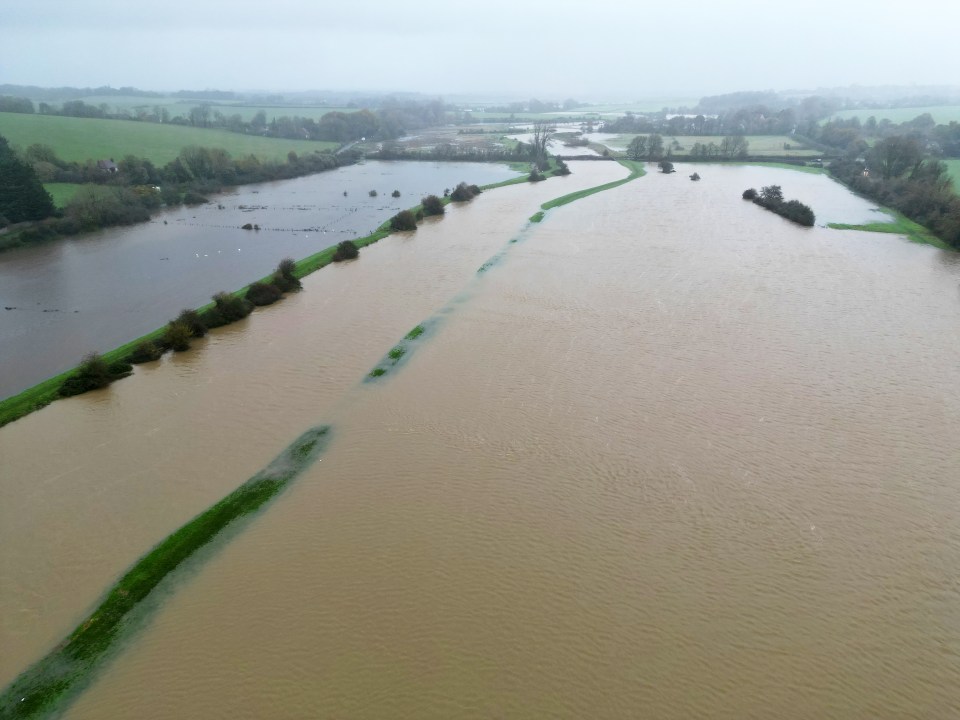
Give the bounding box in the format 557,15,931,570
0,425,331,720
539,159,645,211
829,211,951,250
0,112,338,165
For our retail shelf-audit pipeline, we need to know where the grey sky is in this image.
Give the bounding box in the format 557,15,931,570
2,0,958,100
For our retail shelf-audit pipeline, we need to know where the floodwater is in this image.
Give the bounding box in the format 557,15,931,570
0,161,519,400
3,161,960,718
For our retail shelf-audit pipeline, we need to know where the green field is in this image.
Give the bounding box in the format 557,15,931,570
831,105,960,125
0,112,339,165
596,134,819,157
43,183,90,207
945,158,960,190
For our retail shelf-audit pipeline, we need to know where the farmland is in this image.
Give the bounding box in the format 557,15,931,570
0,112,339,165
945,158,960,190
831,104,960,124
594,134,819,157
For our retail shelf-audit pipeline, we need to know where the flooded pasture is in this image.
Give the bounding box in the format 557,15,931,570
2,161,959,718
0,161,519,399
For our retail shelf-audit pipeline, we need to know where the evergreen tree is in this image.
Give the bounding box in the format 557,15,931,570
0,134,55,223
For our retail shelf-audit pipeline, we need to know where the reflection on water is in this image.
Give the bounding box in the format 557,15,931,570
4,161,960,718
0,161,520,399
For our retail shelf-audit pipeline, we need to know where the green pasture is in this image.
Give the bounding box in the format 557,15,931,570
830,105,960,125
594,134,819,157
43,183,88,208
0,112,339,165
944,158,960,190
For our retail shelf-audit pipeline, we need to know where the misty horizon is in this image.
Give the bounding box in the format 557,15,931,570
3,0,959,101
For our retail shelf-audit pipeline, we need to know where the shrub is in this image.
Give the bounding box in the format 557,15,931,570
212,291,253,322
242,223,253,230
164,321,193,351
658,160,675,174
332,240,359,261
59,353,129,396
127,340,163,364
183,191,208,205
450,182,482,202
271,258,302,292
742,188,758,200
421,194,445,216
176,309,207,337
246,281,283,306
369,189,378,197
391,190,401,198
528,170,545,182
390,210,417,231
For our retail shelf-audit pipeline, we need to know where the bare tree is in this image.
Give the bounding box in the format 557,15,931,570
530,120,554,170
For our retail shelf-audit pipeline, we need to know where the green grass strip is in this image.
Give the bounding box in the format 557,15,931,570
539,159,645,212
0,425,331,719
529,211,545,223
728,161,827,175
828,210,950,250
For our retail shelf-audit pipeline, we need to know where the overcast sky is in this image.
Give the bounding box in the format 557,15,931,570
2,0,958,101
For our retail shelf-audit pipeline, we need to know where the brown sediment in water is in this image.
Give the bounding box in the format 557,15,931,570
0,161,626,691
7,161,960,719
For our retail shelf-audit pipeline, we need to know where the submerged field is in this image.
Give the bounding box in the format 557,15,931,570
0,112,338,164
591,133,820,157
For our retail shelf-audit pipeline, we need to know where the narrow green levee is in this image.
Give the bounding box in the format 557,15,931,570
0,425,332,719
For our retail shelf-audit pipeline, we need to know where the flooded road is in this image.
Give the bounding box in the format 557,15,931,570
3,161,960,718
0,161,519,399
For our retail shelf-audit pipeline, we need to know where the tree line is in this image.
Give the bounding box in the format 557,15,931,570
0,95,449,143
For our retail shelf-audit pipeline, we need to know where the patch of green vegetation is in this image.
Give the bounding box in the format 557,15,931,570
388,346,406,361
369,368,386,378
43,182,88,208
944,158,960,190
831,105,960,125
0,112,338,165
0,425,331,719
529,211,545,223
828,210,950,250
405,325,425,340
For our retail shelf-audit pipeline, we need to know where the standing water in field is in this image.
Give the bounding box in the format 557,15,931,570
3,162,959,718
0,160,520,399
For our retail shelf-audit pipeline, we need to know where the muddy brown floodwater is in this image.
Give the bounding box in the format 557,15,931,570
3,162,960,718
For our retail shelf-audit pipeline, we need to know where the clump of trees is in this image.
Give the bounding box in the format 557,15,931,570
271,258,302,292
390,210,418,231
421,194,445,216
332,240,359,261
245,281,283,306
658,160,675,174
449,182,481,202
742,184,815,226
0,135,55,224
59,353,132,396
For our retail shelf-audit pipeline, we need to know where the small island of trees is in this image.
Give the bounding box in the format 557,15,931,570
743,185,815,227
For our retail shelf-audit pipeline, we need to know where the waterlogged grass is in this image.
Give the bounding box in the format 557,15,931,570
539,159,645,212
529,211,545,223
388,346,406,360
0,426,331,719
405,325,425,340
828,211,950,250
731,161,827,175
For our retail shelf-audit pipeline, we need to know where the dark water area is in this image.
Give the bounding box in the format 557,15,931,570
0,161,519,399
